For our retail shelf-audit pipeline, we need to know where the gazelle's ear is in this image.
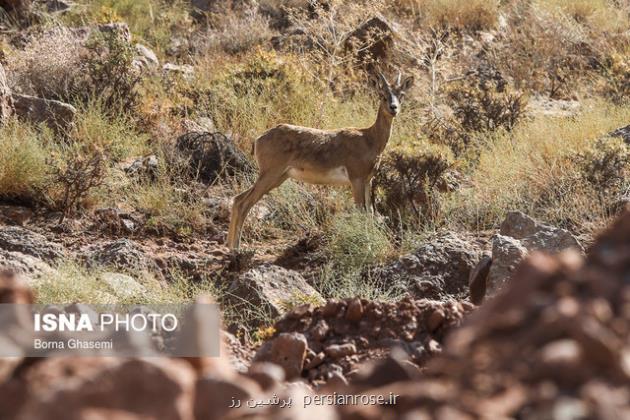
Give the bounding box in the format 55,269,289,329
401,76,414,92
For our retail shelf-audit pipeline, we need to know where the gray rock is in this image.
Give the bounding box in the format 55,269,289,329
123,155,159,179
87,239,156,273
0,226,64,262
45,0,72,12
12,94,76,132
0,63,12,124
487,234,528,294
134,43,158,68
229,264,323,318
0,250,55,278
376,233,481,299
608,124,629,145
500,211,583,253
97,22,131,43
162,63,194,79
487,212,583,295
176,132,252,184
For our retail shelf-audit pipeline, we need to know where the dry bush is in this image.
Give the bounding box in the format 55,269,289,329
489,3,594,98
51,149,106,223
373,147,453,225
6,27,84,100
447,80,527,133
198,6,276,55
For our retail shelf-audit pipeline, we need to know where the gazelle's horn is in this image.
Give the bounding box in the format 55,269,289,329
377,69,389,87
396,70,402,86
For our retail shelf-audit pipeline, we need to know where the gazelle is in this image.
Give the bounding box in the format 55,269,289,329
227,70,414,250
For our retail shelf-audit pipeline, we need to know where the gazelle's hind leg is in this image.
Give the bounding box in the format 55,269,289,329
227,169,288,250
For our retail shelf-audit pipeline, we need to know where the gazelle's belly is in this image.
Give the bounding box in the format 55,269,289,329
287,166,351,186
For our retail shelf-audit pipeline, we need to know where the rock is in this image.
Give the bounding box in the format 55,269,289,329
309,320,329,342
194,374,261,420
162,63,194,79
254,332,308,379
487,234,528,294
97,22,131,43
44,0,72,12
122,155,159,179
304,352,326,370
324,343,357,359
0,250,55,278
376,233,481,299
228,264,323,317
12,94,76,132
345,298,363,322
99,272,147,298
609,124,630,145
176,131,251,184
134,43,158,69
0,205,33,226
469,255,492,305
489,212,584,293
0,226,64,262
344,15,395,66
500,211,583,253
182,116,216,133
0,0,30,14
247,362,285,391
87,239,156,273
93,208,139,234
427,309,445,332
528,96,581,118
10,358,196,419
0,63,12,124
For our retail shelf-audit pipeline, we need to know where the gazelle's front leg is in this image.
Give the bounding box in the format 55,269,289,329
350,178,368,211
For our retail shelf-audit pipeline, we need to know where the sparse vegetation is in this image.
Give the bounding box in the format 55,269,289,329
1,0,629,324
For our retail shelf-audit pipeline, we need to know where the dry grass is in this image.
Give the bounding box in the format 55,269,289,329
399,0,499,31
5,27,84,100
0,120,51,202
446,100,630,232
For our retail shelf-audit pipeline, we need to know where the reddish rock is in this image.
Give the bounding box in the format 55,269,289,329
345,298,364,322
254,333,308,379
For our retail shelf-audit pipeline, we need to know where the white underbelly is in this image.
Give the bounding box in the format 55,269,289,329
287,166,350,186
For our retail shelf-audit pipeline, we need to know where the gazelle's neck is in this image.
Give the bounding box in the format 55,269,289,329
368,102,394,154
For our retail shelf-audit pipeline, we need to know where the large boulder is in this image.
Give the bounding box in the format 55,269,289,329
0,226,64,262
376,233,482,299
0,63,12,124
487,211,583,293
176,131,252,184
228,264,323,318
499,211,583,253
344,15,395,66
12,94,76,132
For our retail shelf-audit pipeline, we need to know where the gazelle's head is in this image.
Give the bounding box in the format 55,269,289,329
371,70,414,117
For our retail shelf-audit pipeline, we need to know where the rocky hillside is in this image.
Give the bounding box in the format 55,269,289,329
0,0,629,418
